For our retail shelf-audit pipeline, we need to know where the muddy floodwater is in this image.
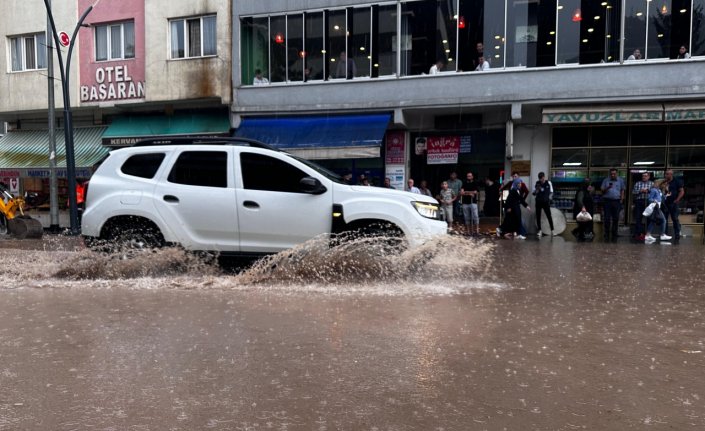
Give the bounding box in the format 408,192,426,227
1,235,704,430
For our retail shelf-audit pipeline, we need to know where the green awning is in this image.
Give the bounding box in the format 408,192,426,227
103,113,231,146
0,127,108,169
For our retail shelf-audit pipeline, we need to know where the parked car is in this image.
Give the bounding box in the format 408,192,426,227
81,138,446,255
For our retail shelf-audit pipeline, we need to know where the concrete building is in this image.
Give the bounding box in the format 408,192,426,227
0,0,232,227
233,0,705,237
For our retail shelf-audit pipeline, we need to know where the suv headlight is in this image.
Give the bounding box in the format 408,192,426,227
412,201,440,220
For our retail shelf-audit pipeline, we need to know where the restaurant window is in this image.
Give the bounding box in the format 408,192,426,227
551,148,589,168
287,14,304,82
350,7,372,77
400,0,458,76
9,33,47,71
624,0,647,60
373,4,397,77
693,0,705,56
506,0,556,68
591,126,628,146
270,15,286,82
241,17,270,85
458,0,506,70
552,126,590,147
647,0,671,58
327,9,348,79
95,21,135,61
305,12,325,81
631,124,667,146
170,15,216,59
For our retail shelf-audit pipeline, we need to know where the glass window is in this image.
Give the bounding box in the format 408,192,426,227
373,4,397,77
590,147,628,167
506,0,557,68
694,0,705,56
647,0,671,58
95,22,135,61
270,15,287,82
351,7,371,78
327,9,348,79
168,151,227,188
287,14,304,82
170,15,217,59
591,126,628,146
556,0,581,64
670,124,705,145
241,17,270,85
552,148,589,168
400,0,458,76
669,146,705,166
241,153,309,193
572,0,621,64
631,125,667,145
305,12,324,81
624,0,647,61
630,147,666,167
121,153,166,179
9,33,46,71
459,0,507,71
552,127,590,147
679,171,705,217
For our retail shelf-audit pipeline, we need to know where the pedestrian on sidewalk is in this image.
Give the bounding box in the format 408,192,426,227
447,171,463,225
497,178,530,239
533,172,554,236
439,181,456,229
663,169,684,240
644,179,671,244
460,172,480,236
632,171,653,241
572,178,594,241
600,168,626,242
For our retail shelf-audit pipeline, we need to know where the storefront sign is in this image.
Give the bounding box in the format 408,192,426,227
511,161,531,177
80,65,146,103
0,170,21,178
664,109,705,122
543,111,662,124
24,168,92,178
426,136,460,165
459,136,472,154
385,131,406,164
7,178,19,194
102,137,143,147
385,165,405,190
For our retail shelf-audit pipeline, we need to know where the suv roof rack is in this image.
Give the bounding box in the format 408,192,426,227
132,136,279,151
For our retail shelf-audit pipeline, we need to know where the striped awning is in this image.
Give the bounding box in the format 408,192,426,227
0,127,109,169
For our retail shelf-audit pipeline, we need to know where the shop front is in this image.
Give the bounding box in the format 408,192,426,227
546,103,705,237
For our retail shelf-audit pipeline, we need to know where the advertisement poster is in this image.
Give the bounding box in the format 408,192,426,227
385,165,405,190
459,135,472,153
426,136,460,165
385,131,406,165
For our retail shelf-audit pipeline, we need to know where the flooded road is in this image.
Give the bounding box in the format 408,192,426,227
1,235,704,430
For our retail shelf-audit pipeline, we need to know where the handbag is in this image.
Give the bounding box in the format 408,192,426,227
642,202,655,217
576,210,592,222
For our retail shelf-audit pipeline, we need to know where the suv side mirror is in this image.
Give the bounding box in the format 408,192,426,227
299,177,327,195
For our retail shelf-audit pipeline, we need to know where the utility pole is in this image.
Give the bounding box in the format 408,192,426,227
42,0,96,235
47,0,59,233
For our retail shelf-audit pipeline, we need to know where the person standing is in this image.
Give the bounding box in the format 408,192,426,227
533,172,554,236
439,181,456,228
644,179,671,244
382,177,394,189
483,177,500,217
632,171,653,241
503,172,530,236
663,169,685,240
406,178,421,194
572,177,595,241
460,172,480,236
600,168,626,242
497,178,530,239
418,180,433,197
447,171,463,225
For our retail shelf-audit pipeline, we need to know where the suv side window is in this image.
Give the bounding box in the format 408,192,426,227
120,153,165,179
168,151,228,188
240,152,308,193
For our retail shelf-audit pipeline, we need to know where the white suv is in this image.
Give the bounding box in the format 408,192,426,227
82,138,446,255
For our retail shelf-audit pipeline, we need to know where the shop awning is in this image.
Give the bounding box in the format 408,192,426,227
234,114,391,159
102,112,231,146
542,104,664,124
0,127,108,171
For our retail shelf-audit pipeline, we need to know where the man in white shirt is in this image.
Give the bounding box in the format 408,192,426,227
475,56,490,71
407,178,421,194
253,69,269,85
429,60,444,75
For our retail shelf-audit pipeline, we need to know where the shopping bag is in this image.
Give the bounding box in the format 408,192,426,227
576,210,592,222
642,202,655,217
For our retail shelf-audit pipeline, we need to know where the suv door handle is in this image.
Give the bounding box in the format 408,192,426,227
163,195,179,203
243,200,259,209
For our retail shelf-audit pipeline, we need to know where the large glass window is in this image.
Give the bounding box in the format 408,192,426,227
552,148,589,167
351,7,372,78
631,125,667,145
401,0,458,76
591,126,629,146
305,12,324,81
287,14,304,82
624,0,647,60
571,0,621,64
373,4,397,76
630,147,666,167
327,9,348,79
170,15,216,59
270,15,287,82
506,0,556,68
670,124,705,145
241,17,270,85
459,0,507,70
694,0,705,56
556,0,581,64
647,0,672,58
669,146,705,166
9,33,46,72
590,147,628,167
553,127,590,147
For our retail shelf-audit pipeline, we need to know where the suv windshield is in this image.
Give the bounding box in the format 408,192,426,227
291,155,346,184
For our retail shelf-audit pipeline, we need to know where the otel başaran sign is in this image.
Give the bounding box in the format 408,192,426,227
80,65,145,103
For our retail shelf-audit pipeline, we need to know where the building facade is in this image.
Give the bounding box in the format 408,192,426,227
233,0,705,235
0,0,232,226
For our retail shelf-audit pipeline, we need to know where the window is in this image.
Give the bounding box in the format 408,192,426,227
287,14,304,82
624,0,647,60
459,0,507,70
121,153,165,179
351,7,372,77
270,15,287,82
373,4,397,77
694,0,705,56
327,9,348,79
241,17,270,85
305,12,325,81
95,21,135,61
170,15,216,59
10,33,46,71
400,0,459,76
240,153,309,193
551,148,589,168
505,0,556,68
168,151,227,187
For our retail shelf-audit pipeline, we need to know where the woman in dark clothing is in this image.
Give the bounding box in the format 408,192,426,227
497,179,530,239
572,179,594,241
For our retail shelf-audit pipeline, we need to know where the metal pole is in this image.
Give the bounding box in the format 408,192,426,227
47,0,59,233
619,0,626,64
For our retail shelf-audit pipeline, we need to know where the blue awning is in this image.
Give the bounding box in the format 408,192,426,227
234,114,391,159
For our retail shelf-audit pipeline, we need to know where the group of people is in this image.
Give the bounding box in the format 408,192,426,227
430,42,490,74
626,45,691,61
495,171,556,239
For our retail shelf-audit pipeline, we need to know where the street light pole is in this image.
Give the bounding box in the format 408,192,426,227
47,0,59,233
42,0,95,235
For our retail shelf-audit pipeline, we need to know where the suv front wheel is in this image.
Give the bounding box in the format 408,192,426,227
99,216,165,251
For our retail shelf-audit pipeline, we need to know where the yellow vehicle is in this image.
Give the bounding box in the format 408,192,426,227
0,183,43,239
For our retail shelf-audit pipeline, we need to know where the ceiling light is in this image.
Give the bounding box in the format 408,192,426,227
373,63,379,67
563,162,582,166
547,41,552,45
658,33,664,38
321,49,327,54
601,1,608,5
443,39,448,44
582,38,588,43
558,5,564,10
588,28,594,32
494,54,500,58
636,12,643,16
495,35,501,39
333,25,340,30
550,31,556,35
359,46,365,51
680,8,688,13
634,161,655,165
445,49,450,53
594,15,601,20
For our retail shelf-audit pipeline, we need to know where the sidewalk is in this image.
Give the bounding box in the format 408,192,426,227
0,232,85,251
